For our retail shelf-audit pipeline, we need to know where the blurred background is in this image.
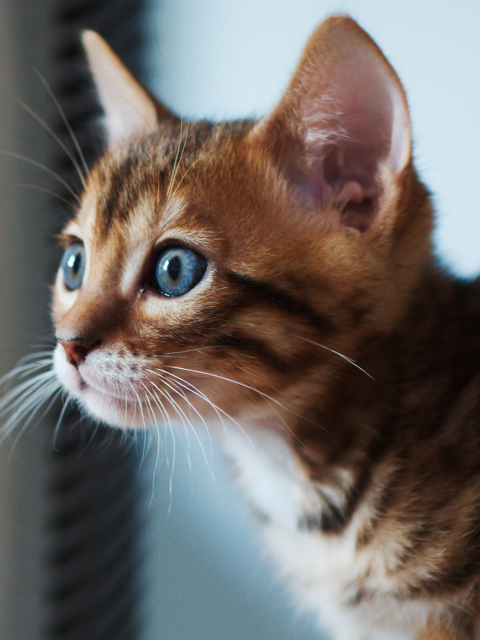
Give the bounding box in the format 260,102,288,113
1,1,480,639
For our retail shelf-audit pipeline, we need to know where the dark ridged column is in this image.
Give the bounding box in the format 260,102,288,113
46,1,147,638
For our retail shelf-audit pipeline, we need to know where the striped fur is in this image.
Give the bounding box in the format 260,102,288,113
47,16,480,640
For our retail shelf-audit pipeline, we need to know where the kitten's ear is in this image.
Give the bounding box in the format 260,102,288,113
251,16,411,234
82,31,176,145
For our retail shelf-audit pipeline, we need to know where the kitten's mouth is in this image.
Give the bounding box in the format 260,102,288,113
77,373,149,428
82,379,137,406
54,346,208,429
65,360,137,405
54,347,148,427
78,368,147,408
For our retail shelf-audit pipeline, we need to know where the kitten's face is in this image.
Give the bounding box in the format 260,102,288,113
52,124,355,427
52,19,431,431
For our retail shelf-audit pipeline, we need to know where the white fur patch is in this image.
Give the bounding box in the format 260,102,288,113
221,421,325,530
220,420,435,640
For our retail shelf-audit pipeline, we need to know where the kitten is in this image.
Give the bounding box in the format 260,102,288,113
4,14,480,640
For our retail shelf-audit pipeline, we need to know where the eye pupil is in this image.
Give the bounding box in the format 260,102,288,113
154,247,207,297
166,255,181,281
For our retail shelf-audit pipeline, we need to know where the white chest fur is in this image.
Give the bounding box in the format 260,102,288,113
220,422,433,640
221,423,326,531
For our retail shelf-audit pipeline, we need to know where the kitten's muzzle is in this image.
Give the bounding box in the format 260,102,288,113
56,335,98,367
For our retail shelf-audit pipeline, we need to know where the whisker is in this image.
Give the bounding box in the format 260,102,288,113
145,386,177,510
123,391,129,431
2,373,61,445
128,381,147,430
15,183,78,210
149,375,214,477
0,358,53,386
128,381,158,480
148,379,189,451
2,379,56,437
148,379,193,470
151,344,255,358
52,394,71,453
10,385,62,454
165,118,184,204
0,370,57,415
154,367,254,451
151,371,212,435
3,370,58,413
293,335,375,380
163,379,234,466
143,382,178,498
165,365,324,429
9,349,54,363
16,97,87,190
157,363,328,460
34,69,90,178
169,156,199,203
166,116,190,204
0,150,81,204
136,382,163,505
141,381,169,447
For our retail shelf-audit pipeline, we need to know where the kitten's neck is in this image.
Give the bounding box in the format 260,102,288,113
225,263,480,535
298,261,480,447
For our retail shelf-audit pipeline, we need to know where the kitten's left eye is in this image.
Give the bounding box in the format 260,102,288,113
61,242,85,291
153,247,207,297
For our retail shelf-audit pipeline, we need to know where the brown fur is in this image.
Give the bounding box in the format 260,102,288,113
45,15,480,640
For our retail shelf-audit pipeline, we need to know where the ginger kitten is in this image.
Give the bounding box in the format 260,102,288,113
4,15,480,640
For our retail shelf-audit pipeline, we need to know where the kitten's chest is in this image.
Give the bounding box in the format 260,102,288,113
220,422,431,640
221,421,346,532
220,422,363,615
220,422,360,582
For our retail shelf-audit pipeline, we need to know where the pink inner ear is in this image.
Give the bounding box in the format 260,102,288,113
298,61,408,234
257,17,411,235
302,137,384,234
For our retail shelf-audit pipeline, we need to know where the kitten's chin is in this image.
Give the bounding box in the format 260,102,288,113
78,387,146,429
53,345,148,429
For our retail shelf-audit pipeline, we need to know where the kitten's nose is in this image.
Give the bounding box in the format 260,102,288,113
56,336,97,367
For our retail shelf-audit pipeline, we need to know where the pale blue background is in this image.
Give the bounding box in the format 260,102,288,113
142,2,480,639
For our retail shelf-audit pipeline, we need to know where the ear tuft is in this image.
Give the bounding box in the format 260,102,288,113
251,15,411,235
82,31,174,146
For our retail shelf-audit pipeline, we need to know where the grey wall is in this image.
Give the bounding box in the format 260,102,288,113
0,1,57,638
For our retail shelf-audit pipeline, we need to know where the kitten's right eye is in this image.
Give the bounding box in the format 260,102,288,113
61,242,85,291
153,246,207,297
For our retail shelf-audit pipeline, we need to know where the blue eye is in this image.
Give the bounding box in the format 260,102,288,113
61,242,85,291
154,247,207,297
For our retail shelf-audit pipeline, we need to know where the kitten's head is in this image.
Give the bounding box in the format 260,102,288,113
53,17,432,430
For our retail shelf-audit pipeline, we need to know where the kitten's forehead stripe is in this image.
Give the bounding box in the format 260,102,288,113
96,150,150,236
92,119,255,239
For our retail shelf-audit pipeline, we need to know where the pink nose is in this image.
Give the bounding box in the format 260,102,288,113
57,338,95,367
